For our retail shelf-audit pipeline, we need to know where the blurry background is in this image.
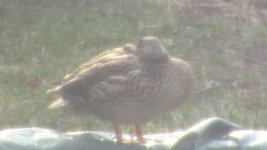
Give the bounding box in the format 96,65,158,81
0,0,267,133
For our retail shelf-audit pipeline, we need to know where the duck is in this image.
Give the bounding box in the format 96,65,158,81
48,36,194,143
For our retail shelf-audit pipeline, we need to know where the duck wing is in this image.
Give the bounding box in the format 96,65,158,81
48,46,139,103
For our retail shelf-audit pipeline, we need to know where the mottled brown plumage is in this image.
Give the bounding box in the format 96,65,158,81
49,36,194,143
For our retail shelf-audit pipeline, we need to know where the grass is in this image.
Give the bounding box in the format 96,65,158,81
0,0,267,133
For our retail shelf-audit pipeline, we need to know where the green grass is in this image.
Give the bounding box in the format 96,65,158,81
0,0,267,133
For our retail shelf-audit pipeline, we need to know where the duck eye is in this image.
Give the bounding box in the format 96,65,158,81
137,43,143,49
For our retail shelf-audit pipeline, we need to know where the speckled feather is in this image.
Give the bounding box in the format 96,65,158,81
49,37,194,124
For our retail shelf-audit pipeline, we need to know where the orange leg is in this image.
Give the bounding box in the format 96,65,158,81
113,123,122,142
135,123,145,144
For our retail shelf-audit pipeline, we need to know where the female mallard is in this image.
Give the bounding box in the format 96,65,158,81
49,36,194,143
